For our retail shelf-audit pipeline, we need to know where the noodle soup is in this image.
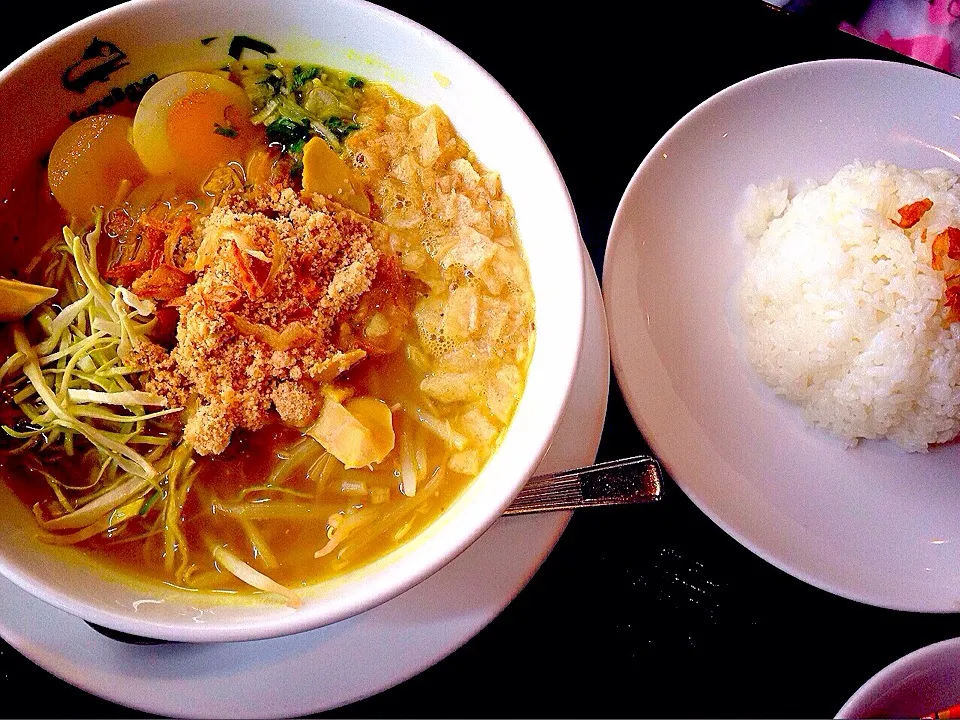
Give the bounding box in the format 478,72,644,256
0,57,535,605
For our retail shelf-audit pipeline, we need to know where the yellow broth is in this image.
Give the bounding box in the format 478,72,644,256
0,60,535,600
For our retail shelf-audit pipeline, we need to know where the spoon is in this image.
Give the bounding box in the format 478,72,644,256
502,453,663,515
86,453,664,644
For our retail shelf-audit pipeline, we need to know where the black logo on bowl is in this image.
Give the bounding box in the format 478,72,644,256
227,35,276,60
61,34,279,123
68,74,158,122
62,37,130,93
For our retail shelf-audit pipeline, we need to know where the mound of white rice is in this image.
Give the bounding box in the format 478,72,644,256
737,160,960,452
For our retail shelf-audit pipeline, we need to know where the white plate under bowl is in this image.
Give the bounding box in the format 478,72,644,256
603,58,960,612
837,636,960,718
0,244,608,718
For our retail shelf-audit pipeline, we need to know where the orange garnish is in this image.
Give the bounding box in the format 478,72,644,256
106,210,192,284
262,236,286,296
131,263,194,301
893,198,933,228
224,312,319,351
932,227,960,271
227,237,278,299
104,259,151,286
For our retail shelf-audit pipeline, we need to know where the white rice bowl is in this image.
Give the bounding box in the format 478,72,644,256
737,160,960,452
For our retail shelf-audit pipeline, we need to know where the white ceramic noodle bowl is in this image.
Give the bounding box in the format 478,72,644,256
0,0,585,641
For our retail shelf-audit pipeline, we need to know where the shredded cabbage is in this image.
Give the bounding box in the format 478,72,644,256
1,215,177,477
0,214,191,562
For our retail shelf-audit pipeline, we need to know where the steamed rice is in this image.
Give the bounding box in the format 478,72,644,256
737,160,960,452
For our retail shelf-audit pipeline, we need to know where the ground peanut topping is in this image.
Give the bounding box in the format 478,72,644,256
134,185,389,455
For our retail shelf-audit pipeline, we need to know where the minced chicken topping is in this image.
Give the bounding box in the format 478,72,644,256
119,94,533,462
129,185,393,455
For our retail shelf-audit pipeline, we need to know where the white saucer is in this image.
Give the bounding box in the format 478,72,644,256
0,244,609,719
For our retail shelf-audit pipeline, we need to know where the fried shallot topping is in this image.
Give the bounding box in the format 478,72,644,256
127,183,417,455
892,198,934,229
931,226,960,272
911,202,960,324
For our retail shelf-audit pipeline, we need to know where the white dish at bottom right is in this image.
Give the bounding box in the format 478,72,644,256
603,58,960,612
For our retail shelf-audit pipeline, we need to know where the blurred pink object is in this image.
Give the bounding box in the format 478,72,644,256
929,0,956,27
875,29,952,71
840,0,960,75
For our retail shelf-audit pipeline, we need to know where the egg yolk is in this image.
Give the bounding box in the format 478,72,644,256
47,114,147,220
165,90,257,180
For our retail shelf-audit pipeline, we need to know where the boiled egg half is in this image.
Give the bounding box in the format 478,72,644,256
131,71,260,183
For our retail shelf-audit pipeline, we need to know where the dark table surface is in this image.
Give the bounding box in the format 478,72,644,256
4,1,960,718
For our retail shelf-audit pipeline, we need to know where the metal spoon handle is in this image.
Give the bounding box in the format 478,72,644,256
503,454,664,516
